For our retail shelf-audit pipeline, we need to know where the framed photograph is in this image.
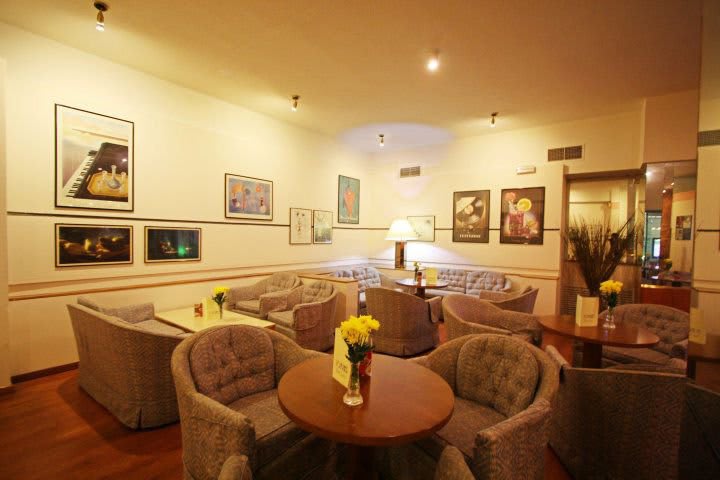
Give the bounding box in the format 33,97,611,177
225,174,273,220
55,224,133,267
338,175,360,224
500,187,545,245
290,208,312,244
408,215,436,242
313,210,333,244
55,105,134,211
453,191,490,243
675,215,692,240
144,227,201,263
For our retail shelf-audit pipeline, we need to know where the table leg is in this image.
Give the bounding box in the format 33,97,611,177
687,357,697,379
342,445,377,480
414,287,426,298
581,343,602,368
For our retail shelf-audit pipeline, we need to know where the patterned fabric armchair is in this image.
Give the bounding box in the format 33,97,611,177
546,345,687,480
395,334,558,480
598,303,689,367
218,455,252,480
331,266,396,314
78,296,188,336
365,287,441,356
171,325,333,480
227,272,302,319
679,383,720,478
67,303,184,429
485,287,539,314
381,445,475,480
443,294,542,345
266,280,338,351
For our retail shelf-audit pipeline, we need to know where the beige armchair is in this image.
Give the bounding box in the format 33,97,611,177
546,345,687,479
443,294,542,345
218,455,252,480
365,287,441,356
266,280,338,351
171,325,333,480
394,334,558,479
226,272,302,318
489,287,539,314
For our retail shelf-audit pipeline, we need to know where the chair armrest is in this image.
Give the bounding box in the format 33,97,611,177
292,302,322,330
219,455,252,480
456,320,512,337
408,355,429,368
500,278,512,292
228,282,265,303
259,290,294,317
544,345,570,369
379,273,397,289
284,286,305,310
670,338,688,359
472,399,551,479
435,446,474,480
426,296,442,323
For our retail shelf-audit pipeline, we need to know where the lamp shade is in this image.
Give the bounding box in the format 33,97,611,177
385,219,418,241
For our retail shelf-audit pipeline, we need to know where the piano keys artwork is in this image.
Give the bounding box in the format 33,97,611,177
55,105,134,211
55,224,133,267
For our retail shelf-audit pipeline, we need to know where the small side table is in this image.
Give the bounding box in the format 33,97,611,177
395,278,449,298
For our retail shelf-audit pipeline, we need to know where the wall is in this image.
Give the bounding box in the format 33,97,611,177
643,90,700,164
0,58,10,388
0,23,371,376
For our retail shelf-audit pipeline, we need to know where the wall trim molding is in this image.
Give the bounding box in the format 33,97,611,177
369,259,560,280
11,362,78,384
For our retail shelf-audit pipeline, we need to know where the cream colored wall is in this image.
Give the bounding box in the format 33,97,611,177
0,23,371,376
568,179,630,228
643,90,700,164
0,58,11,388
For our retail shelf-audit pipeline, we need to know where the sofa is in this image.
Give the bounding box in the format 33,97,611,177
331,266,396,313
67,300,186,429
424,268,512,298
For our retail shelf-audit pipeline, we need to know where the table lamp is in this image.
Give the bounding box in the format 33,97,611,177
385,219,417,269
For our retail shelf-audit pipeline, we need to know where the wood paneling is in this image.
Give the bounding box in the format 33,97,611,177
640,285,691,312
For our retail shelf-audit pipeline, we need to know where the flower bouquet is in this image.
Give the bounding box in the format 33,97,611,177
212,286,229,319
599,280,623,329
340,315,380,406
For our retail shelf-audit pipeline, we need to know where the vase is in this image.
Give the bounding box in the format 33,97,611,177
214,302,223,320
603,305,616,329
343,362,363,406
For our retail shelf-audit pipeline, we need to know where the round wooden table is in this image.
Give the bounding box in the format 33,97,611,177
278,354,454,479
539,314,660,368
395,278,450,298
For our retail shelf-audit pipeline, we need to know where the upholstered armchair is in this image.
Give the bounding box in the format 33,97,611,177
381,445,475,480
466,270,511,294
266,280,338,351
546,345,687,479
365,287,441,356
171,325,333,480
398,334,558,480
679,383,720,478
226,272,302,319
487,287,539,314
443,294,542,345
218,456,252,480
77,296,187,336
332,266,396,314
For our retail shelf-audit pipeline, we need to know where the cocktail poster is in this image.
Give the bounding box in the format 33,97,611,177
500,187,545,245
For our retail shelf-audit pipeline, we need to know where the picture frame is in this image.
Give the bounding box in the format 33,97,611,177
144,226,201,263
55,104,134,211
225,174,273,220
675,215,692,240
500,187,545,245
408,215,436,242
313,210,333,244
338,175,360,224
453,190,490,243
55,224,133,267
290,208,312,244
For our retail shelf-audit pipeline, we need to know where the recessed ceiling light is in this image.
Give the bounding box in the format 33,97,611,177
94,2,108,32
291,95,300,112
426,50,440,72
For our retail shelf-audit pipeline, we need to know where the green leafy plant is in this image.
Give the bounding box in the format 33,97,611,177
564,218,636,296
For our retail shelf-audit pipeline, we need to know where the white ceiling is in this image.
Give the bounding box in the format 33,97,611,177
0,0,703,146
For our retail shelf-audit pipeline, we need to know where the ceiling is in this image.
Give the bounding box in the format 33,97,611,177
0,0,703,146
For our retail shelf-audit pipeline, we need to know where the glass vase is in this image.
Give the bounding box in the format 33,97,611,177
343,362,363,406
603,306,616,329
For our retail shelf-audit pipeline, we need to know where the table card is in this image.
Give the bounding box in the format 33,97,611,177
689,307,707,344
575,295,599,326
332,328,351,387
425,267,438,284
202,297,221,321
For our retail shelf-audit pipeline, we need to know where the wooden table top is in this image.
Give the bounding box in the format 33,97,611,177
395,278,450,289
155,307,275,333
278,355,454,447
539,314,659,348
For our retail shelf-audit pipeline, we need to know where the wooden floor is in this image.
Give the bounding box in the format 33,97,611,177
0,326,576,480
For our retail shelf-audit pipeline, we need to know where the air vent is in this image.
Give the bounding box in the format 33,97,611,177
400,166,421,178
548,145,584,161
699,129,720,147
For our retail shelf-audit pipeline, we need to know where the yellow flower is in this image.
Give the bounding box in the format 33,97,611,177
213,286,229,296
341,315,380,347
599,280,623,294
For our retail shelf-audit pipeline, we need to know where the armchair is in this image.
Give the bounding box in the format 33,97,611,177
266,280,338,351
365,287,441,356
171,325,333,480
443,294,542,345
488,287,539,314
226,272,302,319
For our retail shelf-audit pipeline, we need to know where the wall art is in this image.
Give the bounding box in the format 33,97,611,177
338,175,360,224
408,215,436,242
313,210,333,244
145,227,201,263
453,191,490,243
225,174,273,220
675,215,692,240
500,187,545,245
56,224,133,267
290,208,312,244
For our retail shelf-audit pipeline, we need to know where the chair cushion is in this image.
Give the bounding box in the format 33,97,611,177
301,281,333,304
466,271,508,295
603,346,671,366
418,396,507,460
235,299,261,314
267,272,300,293
189,326,275,405
456,336,539,418
268,310,295,329
227,389,308,470
438,269,468,293
352,267,382,292
134,319,186,336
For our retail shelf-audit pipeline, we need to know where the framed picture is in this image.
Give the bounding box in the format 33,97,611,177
408,215,436,242
144,227,201,263
675,215,692,240
55,224,133,267
55,105,134,211
313,210,333,244
500,187,545,245
290,208,312,244
338,175,360,224
225,174,273,220
453,191,490,243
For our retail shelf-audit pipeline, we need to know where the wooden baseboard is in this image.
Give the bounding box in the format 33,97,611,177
0,384,16,395
11,362,79,384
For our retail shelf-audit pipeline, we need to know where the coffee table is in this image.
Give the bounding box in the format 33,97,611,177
395,278,449,298
539,314,659,368
155,307,275,333
278,354,454,479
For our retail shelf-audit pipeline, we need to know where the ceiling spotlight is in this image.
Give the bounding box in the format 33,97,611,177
94,2,108,32
490,112,499,128
378,134,385,147
291,95,300,112
426,50,440,72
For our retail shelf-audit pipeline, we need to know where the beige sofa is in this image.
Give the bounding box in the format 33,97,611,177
331,266,397,314
424,268,512,297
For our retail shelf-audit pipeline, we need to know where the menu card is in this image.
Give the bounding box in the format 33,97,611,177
689,307,707,344
332,328,351,386
202,297,221,321
425,267,438,284
575,295,599,326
